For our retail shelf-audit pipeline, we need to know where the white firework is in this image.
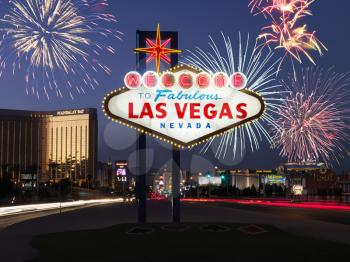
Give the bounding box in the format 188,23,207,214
0,0,122,99
184,33,283,159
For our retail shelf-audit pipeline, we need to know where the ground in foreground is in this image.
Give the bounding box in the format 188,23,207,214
30,223,348,262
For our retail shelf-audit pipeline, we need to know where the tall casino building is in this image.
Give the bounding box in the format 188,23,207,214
0,109,98,185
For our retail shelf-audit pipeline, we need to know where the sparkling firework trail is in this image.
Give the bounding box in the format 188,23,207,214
250,0,326,77
184,33,284,160
248,0,269,14
250,0,313,18
0,0,122,99
272,68,350,165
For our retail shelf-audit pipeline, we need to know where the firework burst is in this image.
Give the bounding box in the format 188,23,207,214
250,0,326,77
250,0,313,18
184,33,284,159
0,0,122,99
249,0,269,14
272,68,350,165
259,22,326,73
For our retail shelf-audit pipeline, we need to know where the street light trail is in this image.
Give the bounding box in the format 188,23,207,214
0,198,125,217
182,198,350,212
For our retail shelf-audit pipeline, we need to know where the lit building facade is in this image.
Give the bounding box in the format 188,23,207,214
97,161,113,188
340,173,350,196
0,109,97,185
278,162,340,195
229,170,260,190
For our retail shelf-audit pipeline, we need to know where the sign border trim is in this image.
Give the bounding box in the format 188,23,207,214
102,65,266,149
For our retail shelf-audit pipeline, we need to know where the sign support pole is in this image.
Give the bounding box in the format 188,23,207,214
168,32,181,223
172,146,181,222
135,29,180,223
137,134,147,223
136,30,147,223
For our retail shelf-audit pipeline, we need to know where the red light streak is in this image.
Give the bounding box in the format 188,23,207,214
182,198,350,212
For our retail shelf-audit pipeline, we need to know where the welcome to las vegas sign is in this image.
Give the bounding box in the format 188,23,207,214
103,64,265,148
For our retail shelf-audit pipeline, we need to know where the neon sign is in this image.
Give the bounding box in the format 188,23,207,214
103,65,265,148
124,71,247,90
134,24,182,73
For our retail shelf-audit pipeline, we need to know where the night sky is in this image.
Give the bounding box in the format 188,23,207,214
0,0,349,173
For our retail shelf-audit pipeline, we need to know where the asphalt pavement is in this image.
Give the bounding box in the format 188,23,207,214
1,200,350,261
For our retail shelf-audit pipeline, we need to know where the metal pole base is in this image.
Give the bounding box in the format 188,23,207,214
172,146,181,223
172,196,180,223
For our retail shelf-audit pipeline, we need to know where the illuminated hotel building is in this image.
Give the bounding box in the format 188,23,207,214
0,109,97,185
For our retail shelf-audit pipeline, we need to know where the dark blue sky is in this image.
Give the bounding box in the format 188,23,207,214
0,0,349,173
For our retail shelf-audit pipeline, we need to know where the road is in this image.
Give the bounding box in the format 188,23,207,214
1,199,350,261
204,200,350,226
183,198,350,225
0,198,126,231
